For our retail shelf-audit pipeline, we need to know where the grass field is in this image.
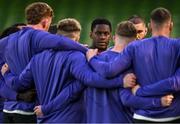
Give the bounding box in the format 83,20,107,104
0,0,179,45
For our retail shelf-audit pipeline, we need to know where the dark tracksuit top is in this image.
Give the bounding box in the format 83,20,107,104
89,36,180,122
86,50,162,123
0,27,87,115
4,50,123,123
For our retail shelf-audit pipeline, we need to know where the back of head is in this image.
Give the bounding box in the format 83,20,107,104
151,7,171,26
91,18,112,32
48,24,57,34
25,2,54,25
116,21,137,39
128,15,145,25
57,18,81,41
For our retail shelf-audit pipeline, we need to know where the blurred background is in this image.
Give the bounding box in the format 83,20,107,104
0,0,179,45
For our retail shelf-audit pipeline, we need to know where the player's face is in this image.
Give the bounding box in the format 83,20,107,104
134,23,147,39
90,24,111,51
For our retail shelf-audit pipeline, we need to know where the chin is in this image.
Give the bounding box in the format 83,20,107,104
98,47,107,51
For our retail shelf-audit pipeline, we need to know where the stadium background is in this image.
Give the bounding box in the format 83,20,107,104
0,0,179,45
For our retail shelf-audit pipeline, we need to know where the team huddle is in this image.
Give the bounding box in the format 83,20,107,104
0,2,180,123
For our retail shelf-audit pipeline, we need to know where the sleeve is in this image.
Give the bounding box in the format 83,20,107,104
136,68,180,97
0,57,17,100
4,62,34,92
89,45,133,78
0,37,7,60
0,78,17,100
41,80,85,115
70,52,124,88
120,89,162,109
32,30,88,54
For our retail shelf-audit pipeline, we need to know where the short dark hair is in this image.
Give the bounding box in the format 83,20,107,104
25,2,54,24
91,18,112,32
48,24,57,34
150,7,171,24
0,23,26,39
128,15,145,24
116,21,137,38
11,23,26,27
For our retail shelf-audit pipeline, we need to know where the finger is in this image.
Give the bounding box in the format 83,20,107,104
128,73,136,79
94,49,98,52
166,100,172,105
129,79,136,83
4,65,8,68
167,95,174,99
131,83,136,86
34,109,38,113
168,95,174,99
34,106,39,111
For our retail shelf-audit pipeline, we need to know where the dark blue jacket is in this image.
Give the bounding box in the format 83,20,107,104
4,50,123,123
86,50,162,123
89,36,180,121
0,27,87,114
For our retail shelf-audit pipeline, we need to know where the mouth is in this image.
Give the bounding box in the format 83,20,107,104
97,41,108,45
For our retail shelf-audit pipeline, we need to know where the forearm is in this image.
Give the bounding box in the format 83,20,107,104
42,81,85,115
4,73,26,91
72,53,125,88
89,53,131,78
120,89,161,109
0,79,17,100
78,70,124,88
34,31,88,54
136,76,180,97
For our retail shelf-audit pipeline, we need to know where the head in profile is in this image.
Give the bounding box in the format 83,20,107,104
128,15,147,39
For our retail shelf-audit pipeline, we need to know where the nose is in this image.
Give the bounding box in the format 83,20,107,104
99,33,107,40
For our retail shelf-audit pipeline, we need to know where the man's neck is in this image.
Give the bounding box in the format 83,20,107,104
152,30,170,37
111,41,127,53
27,24,45,31
151,26,171,38
90,45,106,53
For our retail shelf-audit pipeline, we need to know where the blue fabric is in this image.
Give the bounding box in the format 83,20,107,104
0,57,16,123
4,50,123,122
41,80,85,116
86,50,162,123
136,68,180,96
86,50,132,123
0,56,17,101
0,111,2,123
0,27,87,113
89,36,180,119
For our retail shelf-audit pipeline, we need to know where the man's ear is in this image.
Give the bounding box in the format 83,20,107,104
113,35,116,41
109,33,112,41
169,22,173,32
90,32,93,39
144,27,148,36
41,18,48,29
148,22,152,33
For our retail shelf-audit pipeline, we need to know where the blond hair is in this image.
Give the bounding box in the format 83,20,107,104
57,18,81,39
